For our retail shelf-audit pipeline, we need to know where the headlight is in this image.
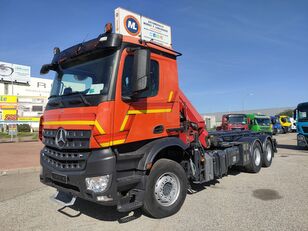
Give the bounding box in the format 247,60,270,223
85,175,111,193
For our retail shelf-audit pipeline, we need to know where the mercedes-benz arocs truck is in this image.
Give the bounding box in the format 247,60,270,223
277,115,292,133
39,8,277,218
246,114,272,133
294,102,308,148
270,116,282,135
216,114,249,131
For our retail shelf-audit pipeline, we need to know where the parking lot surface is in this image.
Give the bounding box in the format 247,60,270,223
0,133,307,231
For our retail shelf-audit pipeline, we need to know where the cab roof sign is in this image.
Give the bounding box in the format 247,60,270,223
115,7,172,48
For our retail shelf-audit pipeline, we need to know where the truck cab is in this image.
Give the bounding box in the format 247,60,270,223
277,115,291,133
270,116,282,135
247,114,272,133
217,114,248,131
294,102,308,148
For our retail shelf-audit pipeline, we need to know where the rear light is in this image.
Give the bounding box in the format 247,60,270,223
39,116,44,141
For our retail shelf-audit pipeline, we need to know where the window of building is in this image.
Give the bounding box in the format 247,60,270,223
32,105,43,112
122,56,159,98
4,83,9,95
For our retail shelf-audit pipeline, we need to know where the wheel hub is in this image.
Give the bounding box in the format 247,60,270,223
154,172,180,207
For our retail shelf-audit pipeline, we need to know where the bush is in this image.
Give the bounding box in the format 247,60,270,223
17,124,31,132
278,109,294,118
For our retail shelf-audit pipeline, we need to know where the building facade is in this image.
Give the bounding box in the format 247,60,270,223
0,61,52,130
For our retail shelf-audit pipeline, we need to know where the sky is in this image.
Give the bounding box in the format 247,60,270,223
0,0,307,113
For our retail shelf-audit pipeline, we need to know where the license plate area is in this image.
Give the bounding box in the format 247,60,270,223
51,172,68,184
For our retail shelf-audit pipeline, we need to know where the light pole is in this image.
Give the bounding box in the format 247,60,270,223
242,92,254,112
7,76,14,141
7,75,14,95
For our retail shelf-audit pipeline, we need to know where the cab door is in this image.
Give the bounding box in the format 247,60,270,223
112,48,179,146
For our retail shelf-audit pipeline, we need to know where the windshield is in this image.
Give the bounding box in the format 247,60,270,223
271,117,278,124
228,115,246,124
255,117,271,126
50,52,116,97
298,105,308,121
280,117,290,123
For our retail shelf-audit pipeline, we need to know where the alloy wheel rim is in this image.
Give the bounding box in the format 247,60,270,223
254,148,261,166
266,145,272,161
154,172,180,207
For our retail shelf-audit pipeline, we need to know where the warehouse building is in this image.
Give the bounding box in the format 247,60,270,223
0,61,52,131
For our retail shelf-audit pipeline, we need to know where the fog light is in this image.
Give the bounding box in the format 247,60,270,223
97,195,113,202
85,175,110,193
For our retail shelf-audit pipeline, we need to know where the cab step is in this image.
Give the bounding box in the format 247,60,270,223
117,189,145,212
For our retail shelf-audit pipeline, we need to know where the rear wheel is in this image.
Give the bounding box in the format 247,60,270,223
142,159,188,218
262,140,273,167
246,141,262,173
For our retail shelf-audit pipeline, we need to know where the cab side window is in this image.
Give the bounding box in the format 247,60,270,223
122,55,159,98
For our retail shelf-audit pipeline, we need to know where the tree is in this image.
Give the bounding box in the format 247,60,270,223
278,109,294,117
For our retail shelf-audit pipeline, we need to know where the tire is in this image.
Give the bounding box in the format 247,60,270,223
142,158,188,218
246,141,263,173
262,140,273,167
282,127,286,134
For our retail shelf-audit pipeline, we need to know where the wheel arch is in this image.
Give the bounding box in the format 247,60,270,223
137,137,188,171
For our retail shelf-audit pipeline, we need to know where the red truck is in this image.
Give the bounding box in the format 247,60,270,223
39,9,277,218
217,114,249,131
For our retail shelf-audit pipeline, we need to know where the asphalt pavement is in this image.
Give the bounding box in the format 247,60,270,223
0,133,307,231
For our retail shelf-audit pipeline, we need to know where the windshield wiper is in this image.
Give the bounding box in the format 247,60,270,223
64,92,91,106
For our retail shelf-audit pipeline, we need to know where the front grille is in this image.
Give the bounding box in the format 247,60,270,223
231,128,244,130
41,147,89,171
302,126,308,133
43,129,91,150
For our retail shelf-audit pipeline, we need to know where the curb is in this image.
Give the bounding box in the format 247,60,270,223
0,166,41,176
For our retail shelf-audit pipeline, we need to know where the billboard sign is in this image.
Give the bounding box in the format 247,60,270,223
0,95,17,103
115,7,172,48
0,61,31,83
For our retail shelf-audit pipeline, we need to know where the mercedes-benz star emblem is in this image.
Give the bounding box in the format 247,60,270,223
55,128,67,149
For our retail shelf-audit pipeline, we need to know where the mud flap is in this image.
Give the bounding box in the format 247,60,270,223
50,191,76,207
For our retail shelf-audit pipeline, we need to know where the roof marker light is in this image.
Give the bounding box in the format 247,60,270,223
53,47,60,55
105,23,112,33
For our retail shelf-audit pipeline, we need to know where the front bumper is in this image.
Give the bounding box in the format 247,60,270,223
40,148,118,205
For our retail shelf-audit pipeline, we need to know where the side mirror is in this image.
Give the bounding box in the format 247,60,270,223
247,117,251,124
131,49,150,95
293,109,297,120
223,117,227,123
40,64,57,75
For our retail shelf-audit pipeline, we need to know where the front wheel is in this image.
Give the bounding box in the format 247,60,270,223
142,159,188,218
